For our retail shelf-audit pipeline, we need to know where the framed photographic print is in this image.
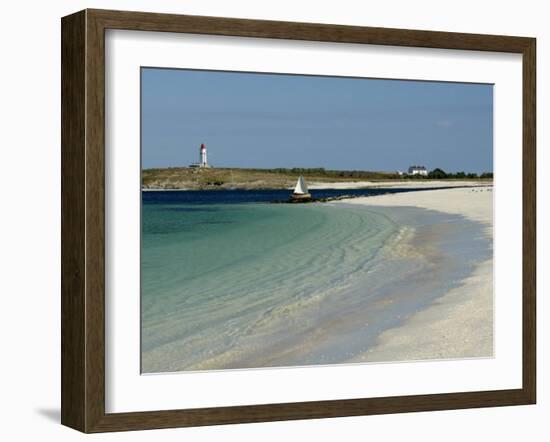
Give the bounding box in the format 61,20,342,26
61,9,536,433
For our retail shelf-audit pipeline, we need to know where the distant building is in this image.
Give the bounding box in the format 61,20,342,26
189,143,212,168
408,165,428,176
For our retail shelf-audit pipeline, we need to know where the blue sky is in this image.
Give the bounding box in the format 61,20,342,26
141,68,493,173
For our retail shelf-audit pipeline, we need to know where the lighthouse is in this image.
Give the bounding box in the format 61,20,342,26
189,143,212,168
200,143,208,167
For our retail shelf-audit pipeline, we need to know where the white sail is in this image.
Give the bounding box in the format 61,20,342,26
293,176,309,194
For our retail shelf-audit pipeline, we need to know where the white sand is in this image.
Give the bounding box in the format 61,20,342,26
340,185,493,224
308,180,492,190
338,186,494,362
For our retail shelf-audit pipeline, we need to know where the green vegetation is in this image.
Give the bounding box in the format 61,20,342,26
141,166,492,190
421,168,493,180
259,167,400,180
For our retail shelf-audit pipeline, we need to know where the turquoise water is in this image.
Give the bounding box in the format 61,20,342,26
141,199,400,372
141,193,491,373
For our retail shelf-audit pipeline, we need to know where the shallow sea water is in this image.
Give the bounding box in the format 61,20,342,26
141,190,492,373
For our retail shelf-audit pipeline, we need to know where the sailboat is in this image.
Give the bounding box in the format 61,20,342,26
291,176,312,200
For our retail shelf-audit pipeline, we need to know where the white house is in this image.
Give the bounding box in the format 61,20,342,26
407,165,428,176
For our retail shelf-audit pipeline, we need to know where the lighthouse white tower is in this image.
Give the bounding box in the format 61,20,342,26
200,143,208,167
189,143,211,168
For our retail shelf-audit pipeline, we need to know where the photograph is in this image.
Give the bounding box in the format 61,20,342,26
140,68,494,374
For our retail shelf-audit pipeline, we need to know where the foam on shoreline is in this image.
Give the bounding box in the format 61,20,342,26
335,186,494,362
179,203,491,371
141,186,493,372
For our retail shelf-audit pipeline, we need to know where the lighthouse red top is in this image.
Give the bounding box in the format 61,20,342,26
200,143,206,151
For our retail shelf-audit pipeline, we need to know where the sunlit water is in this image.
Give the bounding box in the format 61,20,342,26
141,189,491,373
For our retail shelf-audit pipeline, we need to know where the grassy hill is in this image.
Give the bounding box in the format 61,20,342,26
142,167,493,190
141,167,402,190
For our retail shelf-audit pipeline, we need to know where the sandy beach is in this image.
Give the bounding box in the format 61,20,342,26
337,186,494,362
141,185,494,372
308,180,492,190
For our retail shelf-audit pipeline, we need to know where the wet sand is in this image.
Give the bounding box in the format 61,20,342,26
337,186,493,362
142,186,493,372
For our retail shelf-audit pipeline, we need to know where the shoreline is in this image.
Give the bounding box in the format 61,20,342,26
141,186,494,372
142,180,493,192
308,180,492,190
334,186,494,362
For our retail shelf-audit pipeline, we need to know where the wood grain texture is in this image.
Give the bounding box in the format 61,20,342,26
60,8,537,433
522,38,536,404
84,10,107,433
61,10,86,432
89,8,532,52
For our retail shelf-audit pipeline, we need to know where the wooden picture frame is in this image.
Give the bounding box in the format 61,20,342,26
61,8,536,433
